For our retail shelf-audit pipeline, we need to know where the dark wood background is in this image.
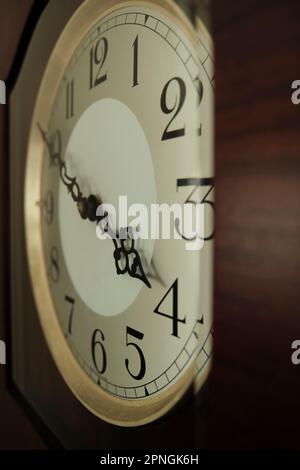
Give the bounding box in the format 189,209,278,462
209,0,300,449
1,0,300,449
0,0,46,450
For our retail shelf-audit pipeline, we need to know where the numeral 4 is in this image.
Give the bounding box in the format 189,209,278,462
154,279,186,338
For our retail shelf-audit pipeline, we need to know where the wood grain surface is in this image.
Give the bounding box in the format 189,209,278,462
0,0,46,449
208,0,300,449
2,0,300,450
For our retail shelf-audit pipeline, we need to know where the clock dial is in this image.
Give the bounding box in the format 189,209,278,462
25,0,213,425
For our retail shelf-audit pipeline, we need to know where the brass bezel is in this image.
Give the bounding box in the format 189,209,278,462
25,0,209,427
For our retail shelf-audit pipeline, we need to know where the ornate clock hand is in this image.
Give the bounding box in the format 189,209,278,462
101,221,151,288
38,124,108,223
38,123,83,206
111,231,152,288
140,252,165,287
38,124,151,288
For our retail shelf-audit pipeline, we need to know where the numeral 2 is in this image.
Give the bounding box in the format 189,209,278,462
195,76,204,136
161,77,186,140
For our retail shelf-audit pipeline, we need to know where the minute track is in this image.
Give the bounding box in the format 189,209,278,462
60,10,203,99
64,319,209,399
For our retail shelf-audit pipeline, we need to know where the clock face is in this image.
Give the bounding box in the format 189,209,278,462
25,0,213,425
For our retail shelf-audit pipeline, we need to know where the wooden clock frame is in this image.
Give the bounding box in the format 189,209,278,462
8,0,209,448
4,0,299,451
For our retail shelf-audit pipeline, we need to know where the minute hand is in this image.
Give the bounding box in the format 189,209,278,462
38,123,84,207
38,124,151,288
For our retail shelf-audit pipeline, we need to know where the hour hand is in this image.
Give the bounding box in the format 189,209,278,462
112,231,151,288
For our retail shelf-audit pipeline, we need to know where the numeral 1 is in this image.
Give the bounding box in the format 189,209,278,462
132,35,139,87
161,77,186,140
66,80,74,119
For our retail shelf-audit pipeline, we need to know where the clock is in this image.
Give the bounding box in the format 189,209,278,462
22,0,213,428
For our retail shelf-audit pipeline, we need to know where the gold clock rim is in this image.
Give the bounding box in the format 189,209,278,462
25,0,206,427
